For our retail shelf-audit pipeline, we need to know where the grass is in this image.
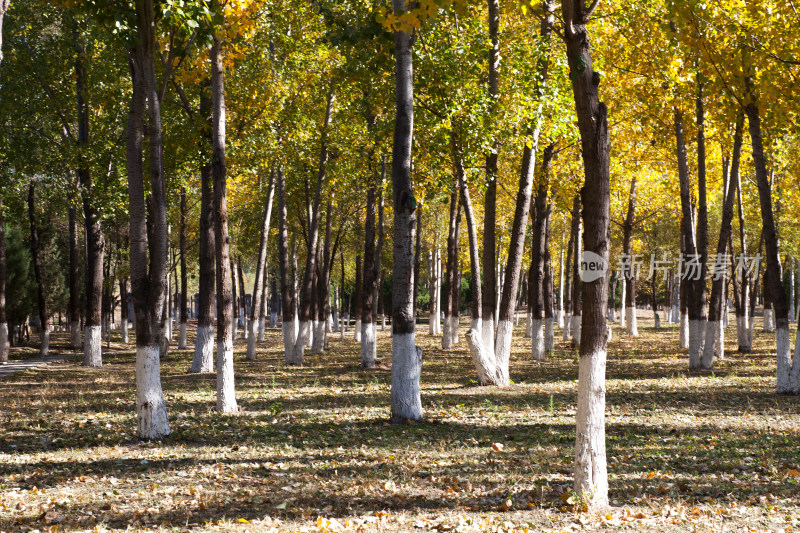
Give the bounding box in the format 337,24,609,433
1,312,799,532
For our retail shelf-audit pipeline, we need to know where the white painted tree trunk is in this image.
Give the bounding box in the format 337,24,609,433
361,322,376,368
776,325,794,393
136,345,170,439
493,319,513,386
545,317,554,351
246,319,259,360
672,303,680,323
191,325,215,373
340,314,345,339
178,322,187,349
608,306,616,322
626,307,638,337
83,326,102,367
390,333,423,421
293,320,309,363
70,321,82,349
574,346,608,509
562,313,572,341
442,317,453,349
619,282,626,328
283,321,299,365
701,320,717,369
354,318,362,342
39,327,50,356
466,319,498,384
736,315,751,352
121,319,129,343
688,319,705,369
382,313,386,331
571,315,582,346
312,320,325,354
680,312,689,348
270,311,277,328
524,312,533,338
716,318,724,359
0,323,8,363
764,309,775,332
531,318,544,361
231,318,238,341
791,330,800,393
216,337,237,413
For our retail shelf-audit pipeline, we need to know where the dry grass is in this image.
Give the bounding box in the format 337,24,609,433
1,312,799,532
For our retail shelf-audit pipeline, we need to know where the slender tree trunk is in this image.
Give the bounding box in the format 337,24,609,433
702,115,743,368
211,34,237,413
562,0,611,507
277,167,298,365
128,0,170,439
482,0,501,360
456,142,494,383
442,189,461,349
608,272,617,322
230,254,238,340
237,256,246,339
362,189,378,366
675,110,697,357
191,84,215,374
247,170,274,360
413,204,422,323
622,177,638,337
543,203,555,352
558,231,566,327
178,187,188,349
120,276,129,343
563,209,575,341
68,206,82,349
389,4,423,422
75,32,104,367
530,158,550,361
296,91,334,361
745,79,796,393
570,195,582,345
314,202,333,353
28,183,49,356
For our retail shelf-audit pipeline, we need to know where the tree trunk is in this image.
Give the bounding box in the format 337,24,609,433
563,208,575,340
543,203,555,352
362,188,378,366
28,183,49,356
296,90,334,362
354,254,362,343
530,144,554,361
562,0,611,507
277,167,298,364
1,195,10,359
191,84,215,374
210,35,237,414
413,204,422,322
247,170,274,360
230,254,238,341
690,84,710,367
745,79,796,393
314,202,333,354
558,231,566,327
675,110,698,359
702,114,743,368
570,195,583,345
178,187,188,349
68,206,82,349
120,276,129,343
622,177,638,337
442,189,461,350
389,4,423,422
75,32,104,367
128,0,170,439
237,255,246,340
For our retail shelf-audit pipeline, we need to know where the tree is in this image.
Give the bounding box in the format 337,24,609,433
388,0,422,423
246,170,274,361
561,0,612,509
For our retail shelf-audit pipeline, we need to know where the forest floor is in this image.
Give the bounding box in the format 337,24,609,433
1,312,799,533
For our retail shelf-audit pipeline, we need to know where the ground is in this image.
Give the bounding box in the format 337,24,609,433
1,312,799,533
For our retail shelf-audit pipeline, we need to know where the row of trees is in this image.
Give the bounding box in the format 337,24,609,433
1,0,799,510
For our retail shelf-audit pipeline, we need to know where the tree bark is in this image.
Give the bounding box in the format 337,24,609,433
389,4,423,422
530,144,554,361
277,167,299,365
314,202,334,353
570,195,582,345
28,183,49,356
247,170,274,360
621,176,637,337
442,189,461,350
237,255,246,339
354,253,362,343
543,203,555,351
362,188,378,367
178,187,188,349
413,204,422,322
563,208,575,341
120,276,129,343
690,84,709,366
702,114,743,368
745,78,796,393
562,0,612,508
0,3,8,359
75,31,104,367
68,206,82,349
191,82,215,374
128,0,170,439
210,34,237,414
